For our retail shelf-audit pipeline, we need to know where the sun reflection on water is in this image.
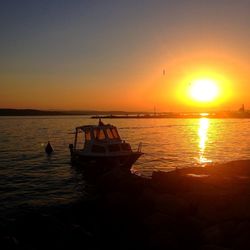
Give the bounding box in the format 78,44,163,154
198,118,212,164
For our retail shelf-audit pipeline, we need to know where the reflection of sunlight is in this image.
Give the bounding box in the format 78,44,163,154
198,118,212,164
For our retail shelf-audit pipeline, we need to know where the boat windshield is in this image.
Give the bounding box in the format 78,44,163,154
106,128,114,139
94,128,106,140
85,130,91,141
111,128,120,139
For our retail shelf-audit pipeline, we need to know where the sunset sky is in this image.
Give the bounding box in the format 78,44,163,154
1,0,250,112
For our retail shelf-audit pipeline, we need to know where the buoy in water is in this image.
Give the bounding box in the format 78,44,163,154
45,141,53,155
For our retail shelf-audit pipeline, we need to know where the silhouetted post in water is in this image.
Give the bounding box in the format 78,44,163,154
45,141,53,155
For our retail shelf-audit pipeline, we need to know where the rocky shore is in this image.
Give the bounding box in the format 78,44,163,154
1,160,250,250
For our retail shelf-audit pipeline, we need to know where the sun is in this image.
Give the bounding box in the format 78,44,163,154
189,79,219,102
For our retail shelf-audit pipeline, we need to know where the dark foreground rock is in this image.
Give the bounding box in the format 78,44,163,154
1,160,250,249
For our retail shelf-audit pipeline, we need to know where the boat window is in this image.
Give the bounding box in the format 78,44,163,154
93,129,98,139
96,129,106,140
85,130,91,141
121,143,131,151
108,144,120,152
111,128,119,139
76,130,84,149
106,128,114,139
91,145,106,153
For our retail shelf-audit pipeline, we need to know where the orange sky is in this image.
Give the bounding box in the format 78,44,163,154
1,1,250,112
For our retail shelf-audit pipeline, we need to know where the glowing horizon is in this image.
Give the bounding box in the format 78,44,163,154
0,1,249,112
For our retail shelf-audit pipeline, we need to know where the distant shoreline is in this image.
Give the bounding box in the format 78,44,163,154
0,109,137,116
1,108,250,118
92,112,250,119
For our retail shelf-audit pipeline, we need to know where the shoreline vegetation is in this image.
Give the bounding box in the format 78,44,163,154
2,159,250,249
1,108,250,118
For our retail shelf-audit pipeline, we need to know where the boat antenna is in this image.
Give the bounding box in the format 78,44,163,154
99,118,104,126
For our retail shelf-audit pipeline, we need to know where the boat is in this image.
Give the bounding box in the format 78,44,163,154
69,119,143,173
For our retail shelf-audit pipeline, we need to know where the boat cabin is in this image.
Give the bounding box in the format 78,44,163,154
73,124,132,154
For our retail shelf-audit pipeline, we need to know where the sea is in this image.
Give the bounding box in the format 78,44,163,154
0,116,250,213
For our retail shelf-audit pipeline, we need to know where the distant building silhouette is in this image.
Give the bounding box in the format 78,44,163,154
239,104,245,112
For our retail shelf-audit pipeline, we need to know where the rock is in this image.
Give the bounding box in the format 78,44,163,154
144,212,177,233
201,244,231,250
102,191,131,211
63,224,94,249
197,194,250,223
148,230,178,250
232,231,250,250
234,221,250,236
13,212,66,249
202,225,225,246
3,159,250,249
153,193,189,216
1,235,19,250
95,167,131,192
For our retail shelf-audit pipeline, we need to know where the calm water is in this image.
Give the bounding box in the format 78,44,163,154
1,116,250,212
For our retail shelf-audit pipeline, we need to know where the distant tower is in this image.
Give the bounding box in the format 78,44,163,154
154,105,156,116
239,104,245,112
